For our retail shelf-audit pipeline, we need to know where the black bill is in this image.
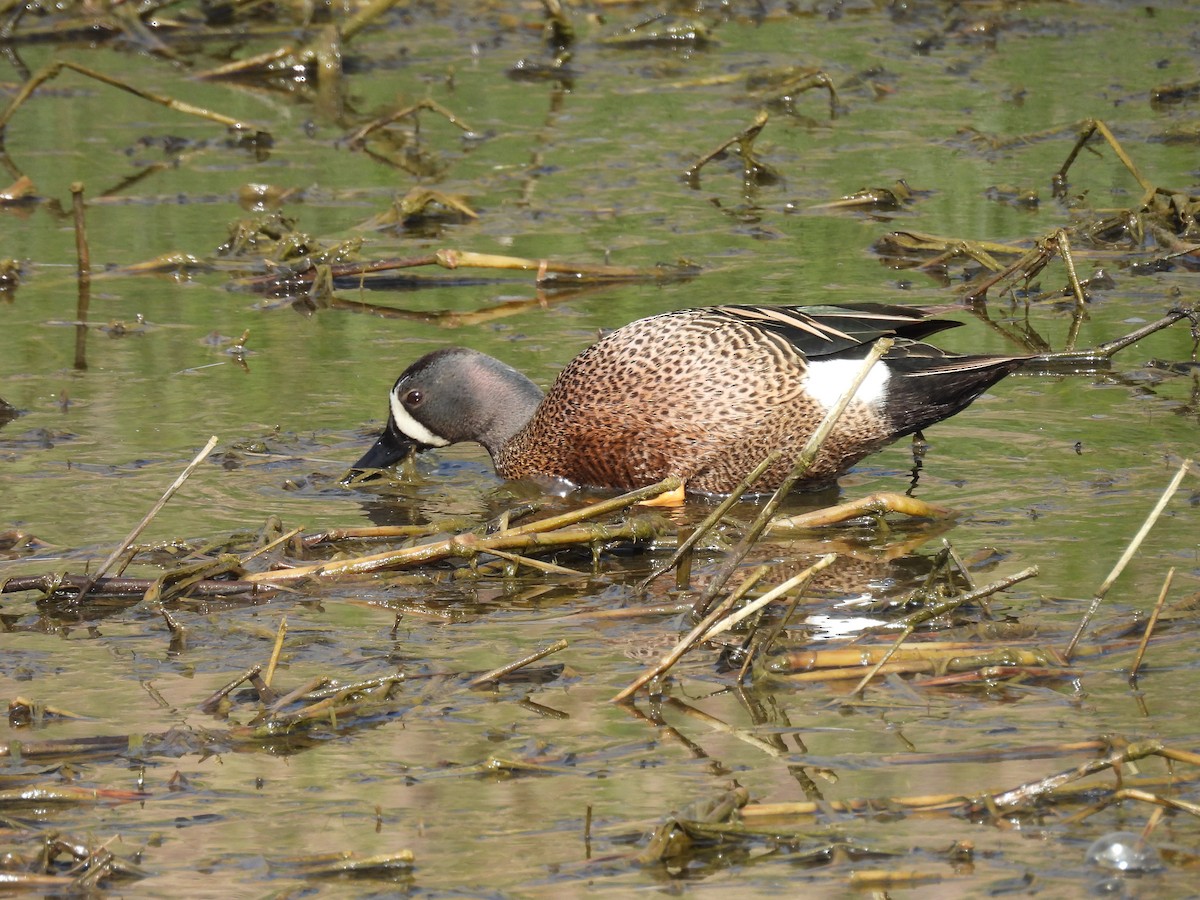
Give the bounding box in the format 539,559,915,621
345,419,421,477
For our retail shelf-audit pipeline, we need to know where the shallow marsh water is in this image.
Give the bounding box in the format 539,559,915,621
2,1,1200,895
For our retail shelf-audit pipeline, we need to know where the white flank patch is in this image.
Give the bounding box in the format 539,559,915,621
389,389,450,447
804,358,891,411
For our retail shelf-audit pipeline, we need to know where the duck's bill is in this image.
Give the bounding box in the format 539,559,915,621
345,422,421,477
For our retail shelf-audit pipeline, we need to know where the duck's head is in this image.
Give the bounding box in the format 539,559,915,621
348,347,544,474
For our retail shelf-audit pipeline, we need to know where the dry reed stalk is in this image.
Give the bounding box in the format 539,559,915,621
1129,567,1174,679
243,478,679,584
638,449,785,592
1064,458,1191,660
0,61,257,132
69,436,219,602
264,616,287,687
699,555,836,642
612,557,832,703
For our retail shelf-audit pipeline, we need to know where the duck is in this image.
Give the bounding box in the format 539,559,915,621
349,303,1025,503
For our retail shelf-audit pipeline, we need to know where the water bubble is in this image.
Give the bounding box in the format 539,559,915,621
1085,831,1162,873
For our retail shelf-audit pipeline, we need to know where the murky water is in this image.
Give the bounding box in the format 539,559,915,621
3,2,1200,895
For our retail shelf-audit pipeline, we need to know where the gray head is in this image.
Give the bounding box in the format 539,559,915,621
350,347,545,472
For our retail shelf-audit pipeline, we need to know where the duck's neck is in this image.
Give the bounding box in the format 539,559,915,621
470,358,545,460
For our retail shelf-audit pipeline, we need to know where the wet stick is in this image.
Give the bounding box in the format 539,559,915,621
1064,458,1192,661
244,479,679,584
1030,308,1194,367
843,565,1039,699
684,110,769,186
347,98,476,146
0,62,259,132
70,436,219,603
699,555,836,642
2,574,267,599
989,740,1168,811
611,565,772,703
467,639,568,688
71,182,90,371
638,449,784,593
199,666,263,713
264,616,287,687
70,182,89,285
1129,567,1174,680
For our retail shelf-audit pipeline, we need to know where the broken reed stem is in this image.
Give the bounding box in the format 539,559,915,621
467,639,568,688
484,548,584,576
638,449,785,592
70,182,89,285
1056,118,1156,196
244,477,679,584
0,61,258,133
737,580,810,682
199,665,262,713
612,559,825,704
505,477,680,536
613,566,769,703
1129,567,1174,680
989,739,1166,810
693,337,894,617
700,555,836,642
2,573,267,599
1031,308,1191,366
684,110,769,185
71,182,91,371
70,436,219,603
240,251,695,291
256,677,331,723
942,538,978,593
240,526,305,564
346,97,476,146
264,616,287,687
1064,458,1191,661
846,565,1039,698
1054,230,1087,315
964,244,1042,303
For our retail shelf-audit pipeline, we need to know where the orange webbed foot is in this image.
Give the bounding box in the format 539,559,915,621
638,482,687,507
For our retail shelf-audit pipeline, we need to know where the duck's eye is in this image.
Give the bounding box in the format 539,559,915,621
403,389,423,407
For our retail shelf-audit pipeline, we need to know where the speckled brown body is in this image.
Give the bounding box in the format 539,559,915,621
498,309,919,493
353,304,1026,496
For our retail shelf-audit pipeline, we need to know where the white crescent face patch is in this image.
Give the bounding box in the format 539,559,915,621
389,387,450,447
803,358,891,411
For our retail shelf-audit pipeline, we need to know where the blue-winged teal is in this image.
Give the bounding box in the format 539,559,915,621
350,304,1025,501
